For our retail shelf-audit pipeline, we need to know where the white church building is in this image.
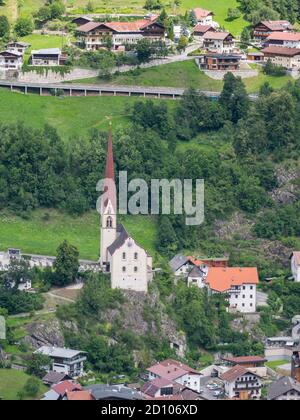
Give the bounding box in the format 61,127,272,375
100,129,153,293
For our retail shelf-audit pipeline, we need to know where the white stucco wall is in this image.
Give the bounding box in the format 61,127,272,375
111,238,149,292
291,256,300,282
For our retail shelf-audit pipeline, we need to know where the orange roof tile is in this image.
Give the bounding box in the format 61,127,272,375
267,31,300,41
65,390,94,400
194,8,213,19
206,267,259,292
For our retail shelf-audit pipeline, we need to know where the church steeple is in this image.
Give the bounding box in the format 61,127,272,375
105,125,115,183
102,124,116,214
100,125,117,267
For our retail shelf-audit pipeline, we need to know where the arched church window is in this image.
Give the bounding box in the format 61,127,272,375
106,216,113,228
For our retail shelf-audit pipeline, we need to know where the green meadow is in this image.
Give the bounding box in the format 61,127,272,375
0,369,47,400
74,60,293,94
0,210,157,260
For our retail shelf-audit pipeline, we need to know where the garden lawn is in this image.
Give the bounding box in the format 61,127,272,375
0,369,47,400
0,210,157,261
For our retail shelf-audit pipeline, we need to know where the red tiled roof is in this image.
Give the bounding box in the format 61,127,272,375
267,31,300,41
142,378,173,397
203,31,233,41
193,24,214,34
262,46,300,56
147,359,199,381
52,381,82,396
193,8,213,19
187,256,205,266
260,20,293,31
78,18,160,34
220,365,248,382
206,267,259,293
65,390,94,400
77,21,103,33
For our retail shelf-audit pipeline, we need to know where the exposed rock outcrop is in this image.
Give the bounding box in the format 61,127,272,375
24,318,65,349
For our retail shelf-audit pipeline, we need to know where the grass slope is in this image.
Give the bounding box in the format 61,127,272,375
0,88,144,140
0,210,157,260
75,60,293,94
0,369,47,400
2,0,247,34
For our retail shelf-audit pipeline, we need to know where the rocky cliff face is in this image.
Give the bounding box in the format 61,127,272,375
24,318,65,349
103,290,187,357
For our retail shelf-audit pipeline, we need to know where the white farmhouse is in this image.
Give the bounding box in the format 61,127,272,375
221,365,262,400
203,31,236,53
205,267,259,313
291,251,300,282
147,359,202,394
0,50,23,71
193,8,214,26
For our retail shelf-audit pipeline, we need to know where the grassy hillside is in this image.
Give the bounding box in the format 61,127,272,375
0,88,148,140
74,60,293,94
0,369,47,400
0,210,157,260
1,0,247,34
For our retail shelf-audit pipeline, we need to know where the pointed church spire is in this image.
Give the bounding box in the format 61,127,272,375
105,122,115,182
102,121,117,214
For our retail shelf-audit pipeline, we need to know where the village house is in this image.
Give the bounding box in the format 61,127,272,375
42,371,71,387
292,347,300,382
253,20,293,43
76,16,165,51
6,41,30,55
268,376,300,400
205,267,259,313
264,336,300,362
71,16,92,27
0,50,23,71
290,251,300,282
193,8,214,26
169,254,228,278
100,130,153,293
42,380,82,401
193,24,215,45
261,46,300,70
221,365,262,400
35,346,87,378
221,355,267,377
85,384,143,400
221,356,267,369
196,53,241,71
146,359,202,394
29,48,66,66
203,31,236,54
265,32,300,49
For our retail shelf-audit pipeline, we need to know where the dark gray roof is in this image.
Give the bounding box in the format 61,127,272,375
169,254,189,272
268,376,300,400
107,224,129,256
42,371,70,385
188,266,203,278
85,384,144,400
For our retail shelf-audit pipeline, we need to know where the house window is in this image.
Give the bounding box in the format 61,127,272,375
134,252,138,260
122,266,126,273
106,216,113,228
122,252,126,260
134,267,138,273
